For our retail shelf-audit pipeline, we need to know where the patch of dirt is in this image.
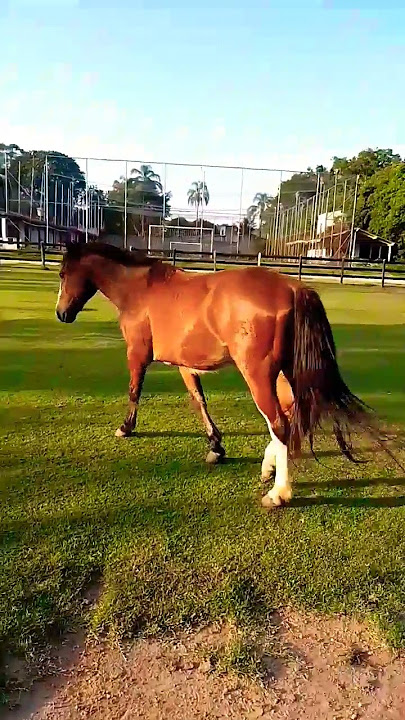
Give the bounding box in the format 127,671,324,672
3,609,405,720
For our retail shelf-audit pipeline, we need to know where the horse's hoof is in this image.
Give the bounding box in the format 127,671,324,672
206,450,224,465
115,427,131,438
261,494,283,510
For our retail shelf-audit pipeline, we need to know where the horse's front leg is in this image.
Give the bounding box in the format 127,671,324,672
115,346,150,438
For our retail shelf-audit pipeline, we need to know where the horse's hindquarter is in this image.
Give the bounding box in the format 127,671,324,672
146,266,295,371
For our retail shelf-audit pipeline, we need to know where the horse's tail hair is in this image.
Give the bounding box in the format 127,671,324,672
288,285,371,461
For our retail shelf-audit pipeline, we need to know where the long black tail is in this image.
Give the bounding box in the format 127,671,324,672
289,285,371,461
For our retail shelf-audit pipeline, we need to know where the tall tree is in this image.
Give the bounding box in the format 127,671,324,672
356,162,405,250
247,192,273,234
107,167,170,238
6,150,86,221
332,148,402,179
130,164,163,191
187,181,209,223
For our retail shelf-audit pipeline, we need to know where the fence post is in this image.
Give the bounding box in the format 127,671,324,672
213,250,217,272
381,259,386,288
40,241,46,269
298,255,303,281
172,248,176,267
340,256,345,284
257,252,261,266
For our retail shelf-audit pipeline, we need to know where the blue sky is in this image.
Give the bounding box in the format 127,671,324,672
1,0,405,217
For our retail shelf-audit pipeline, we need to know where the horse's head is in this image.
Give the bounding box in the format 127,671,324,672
56,248,97,323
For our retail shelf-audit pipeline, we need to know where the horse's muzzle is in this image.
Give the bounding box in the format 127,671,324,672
56,308,77,323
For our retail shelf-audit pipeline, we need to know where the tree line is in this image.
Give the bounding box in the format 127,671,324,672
0,144,211,238
1,143,404,251
248,148,405,252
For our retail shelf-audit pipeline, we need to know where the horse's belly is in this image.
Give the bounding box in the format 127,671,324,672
153,323,230,370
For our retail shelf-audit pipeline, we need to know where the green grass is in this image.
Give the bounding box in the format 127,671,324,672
2,266,405,694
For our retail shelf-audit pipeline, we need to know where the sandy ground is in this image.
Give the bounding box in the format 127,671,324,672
3,608,405,720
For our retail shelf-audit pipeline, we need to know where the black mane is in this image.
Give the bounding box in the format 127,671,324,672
63,242,157,267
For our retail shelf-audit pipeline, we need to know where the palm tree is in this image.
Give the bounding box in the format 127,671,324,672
130,163,162,191
253,192,272,216
129,164,163,237
187,181,209,224
248,192,273,234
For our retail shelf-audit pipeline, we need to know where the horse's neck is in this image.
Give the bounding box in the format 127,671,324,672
93,261,152,311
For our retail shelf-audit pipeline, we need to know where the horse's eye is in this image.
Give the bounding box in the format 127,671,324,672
59,271,65,279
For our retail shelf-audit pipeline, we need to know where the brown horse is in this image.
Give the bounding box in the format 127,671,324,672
56,242,369,508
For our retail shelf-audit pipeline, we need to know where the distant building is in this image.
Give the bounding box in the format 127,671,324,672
317,211,344,235
0,211,99,249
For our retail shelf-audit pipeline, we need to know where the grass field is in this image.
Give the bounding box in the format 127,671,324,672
2,266,405,694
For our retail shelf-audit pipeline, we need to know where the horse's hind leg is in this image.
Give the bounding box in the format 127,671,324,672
240,361,292,508
179,367,225,464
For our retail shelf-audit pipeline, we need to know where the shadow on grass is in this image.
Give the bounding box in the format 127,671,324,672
290,495,405,508
298,476,405,489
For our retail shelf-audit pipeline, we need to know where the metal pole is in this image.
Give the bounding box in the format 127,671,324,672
329,170,338,256
18,161,21,214
237,168,244,255
200,167,205,252
85,157,89,243
71,181,74,226
348,175,360,259
30,157,34,219
45,155,49,246
311,174,320,250
303,199,309,248
61,183,64,226
162,162,167,223
274,170,282,249
339,179,347,255
54,179,58,224
293,193,299,243
321,188,330,256
124,160,128,249
4,151,8,214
